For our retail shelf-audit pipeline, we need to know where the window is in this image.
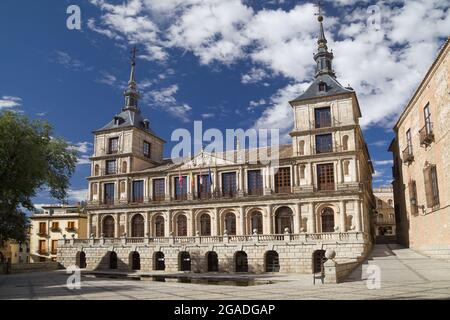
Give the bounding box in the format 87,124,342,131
298,140,305,155
424,165,439,208
318,82,327,92
131,214,144,238
299,165,306,180
152,179,165,201
321,208,335,232
51,222,59,231
38,222,46,235
108,137,119,154
197,175,212,199
274,167,291,194
250,212,263,234
200,214,211,236
388,199,393,207
224,213,236,235
104,183,115,205
132,180,144,203
102,216,115,238
247,170,263,195
154,216,165,237
406,129,413,154
51,240,58,254
315,107,331,128
315,134,333,153
275,207,293,234
424,103,432,133
38,240,46,254
106,160,116,175
174,176,188,200
317,163,335,191
67,221,75,230
177,215,187,236
143,141,151,158
342,135,349,151
94,164,100,176
222,172,237,197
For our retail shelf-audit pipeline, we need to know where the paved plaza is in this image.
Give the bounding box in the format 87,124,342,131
1,245,450,300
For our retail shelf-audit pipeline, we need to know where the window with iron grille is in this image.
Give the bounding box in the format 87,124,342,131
222,172,237,197
174,176,188,200
104,183,115,205
108,137,119,154
132,180,144,203
315,107,331,128
317,163,335,191
152,179,165,201
143,141,151,158
315,134,333,153
105,160,116,174
274,167,291,194
247,170,263,195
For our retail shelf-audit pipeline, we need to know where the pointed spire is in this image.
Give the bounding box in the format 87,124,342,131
313,2,335,78
123,46,140,112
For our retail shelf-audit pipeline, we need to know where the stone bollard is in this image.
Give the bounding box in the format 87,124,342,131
323,249,338,284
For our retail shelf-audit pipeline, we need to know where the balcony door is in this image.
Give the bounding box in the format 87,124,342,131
274,167,291,194
317,163,335,191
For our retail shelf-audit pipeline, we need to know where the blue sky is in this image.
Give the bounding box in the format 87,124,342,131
0,0,448,207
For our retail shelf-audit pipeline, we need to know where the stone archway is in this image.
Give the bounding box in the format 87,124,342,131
130,251,140,271
274,206,293,234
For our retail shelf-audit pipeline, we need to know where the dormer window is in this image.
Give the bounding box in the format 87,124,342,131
113,116,121,126
319,82,327,92
143,141,151,158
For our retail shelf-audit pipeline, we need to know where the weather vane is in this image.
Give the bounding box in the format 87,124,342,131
315,0,323,21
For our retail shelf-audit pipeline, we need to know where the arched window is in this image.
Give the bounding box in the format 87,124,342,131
102,216,115,238
388,199,393,207
299,165,306,180
154,215,165,237
250,211,263,234
275,207,293,234
131,214,144,238
343,160,350,176
177,215,187,236
298,140,305,155
342,135,349,151
94,164,100,176
200,214,211,236
122,161,127,173
321,208,335,233
377,199,383,208
224,212,236,235
378,214,384,219
318,82,327,92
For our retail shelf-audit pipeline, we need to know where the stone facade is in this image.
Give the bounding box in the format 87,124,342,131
59,15,375,274
30,205,87,262
373,187,396,237
390,37,450,259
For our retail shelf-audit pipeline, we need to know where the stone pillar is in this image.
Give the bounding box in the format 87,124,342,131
354,200,362,232
143,178,149,202
239,207,246,235
238,168,244,197
144,211,149,237
308,203,316,233
87,214,91,238
292,164,298,187
264,166,272,195
265,205,272,234
97,214,101,238
115,213,120,238
339,201,346,233
295,203,302,233
337,160,343,185
165,176,171,201
190,209,195,236
114,179,120,204
165,211,171,237
213,208,219,236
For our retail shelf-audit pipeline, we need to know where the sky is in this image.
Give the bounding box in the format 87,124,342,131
0,0,448,208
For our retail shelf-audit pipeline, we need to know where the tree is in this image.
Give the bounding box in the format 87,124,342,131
0,111,78,243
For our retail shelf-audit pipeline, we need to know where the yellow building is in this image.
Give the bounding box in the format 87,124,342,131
0,239,30,264
390,37,450,258
30,205,87,262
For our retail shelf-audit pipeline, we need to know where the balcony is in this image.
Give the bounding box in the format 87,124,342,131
107,149,119,155
152,195,166,202
419,123,434,146
174,194,188,201
37,249,47,255
51,249,58,255
66,227,77,232
50,226,60,232
103,168,117,176
221,190,237,198
317,183,335,191
247,188,263,196
275,186,292,194
37,231,47,237
402,146,414,164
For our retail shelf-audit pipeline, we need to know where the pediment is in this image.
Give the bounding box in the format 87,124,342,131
178,152,235,170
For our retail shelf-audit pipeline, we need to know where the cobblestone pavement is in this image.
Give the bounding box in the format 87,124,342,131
1,245,450,300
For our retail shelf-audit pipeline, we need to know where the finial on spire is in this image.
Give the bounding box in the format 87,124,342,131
312,1,335,78
123,45,140,111
315,0,323,21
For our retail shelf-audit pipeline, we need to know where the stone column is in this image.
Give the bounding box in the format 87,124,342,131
143,178,149,202
87,214,91,238
165,211,171,237
265,205,272,234
190,209,195,236
308,202,316,233
124,213,129,237
238,168,244,197
337,160,343,184
165,176,171,201
295,203,302,233
239,207,246,235
114,179,120,204
115,213,120,238
97,214,101,238
213,208,219,236
144,211,149,237
292,164,298,187
149,178,153,201
354,200,362,232
339,201,346,233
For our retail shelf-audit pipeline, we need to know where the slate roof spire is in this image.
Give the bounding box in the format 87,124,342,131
123,46,140,112
314,9,335,78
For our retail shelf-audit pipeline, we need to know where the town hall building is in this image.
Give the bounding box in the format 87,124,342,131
58,14,375,274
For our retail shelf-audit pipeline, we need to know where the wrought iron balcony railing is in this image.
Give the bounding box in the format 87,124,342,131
402,146,414,164
419,123,434,146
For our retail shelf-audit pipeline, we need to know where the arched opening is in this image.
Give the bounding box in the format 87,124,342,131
299,165,306,180
92,183,98,195
235,251,248,272
154,215,165,237
154,252,165,271
179,251,191,271
94,164,100,176
109,251,117,269
206,251,218,272
343,160,350,176
103,216,115,238
200,213,211,236
176,215,187,236
275,207,293,234
224,212,236,235
122,161,127,173
130,251,140,270
342,135,349,151
250,211,263,234
265,251,280,272
312,250,327,274
76,251,86,269
131,214,144,238
321,207,335,232
298,140,305,155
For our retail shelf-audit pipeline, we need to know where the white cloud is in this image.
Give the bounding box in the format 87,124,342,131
88,0,450,129
241,68,268,84
96,71,117,86
248,98,266,109
52,51,92,71
201,113,214,119
68,189,88,202
373,160,393,166
145,85,192,122
69,141,93,166
0,96,22,109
